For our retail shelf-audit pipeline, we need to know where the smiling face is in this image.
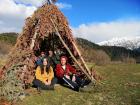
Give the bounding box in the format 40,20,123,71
61,57,67,66
43,58,48,66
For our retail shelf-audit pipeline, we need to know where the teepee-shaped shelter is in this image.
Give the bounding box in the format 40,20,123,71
0,3,95,100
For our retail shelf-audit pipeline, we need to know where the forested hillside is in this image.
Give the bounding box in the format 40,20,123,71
77,38,140,63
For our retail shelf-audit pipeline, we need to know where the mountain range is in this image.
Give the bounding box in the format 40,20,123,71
98,37,140,50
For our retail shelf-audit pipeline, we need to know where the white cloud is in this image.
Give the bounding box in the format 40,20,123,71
0,0,36,18
0,0,72,33
0,20,4,24
14,0,45,7
0,0,36,33
14,0,72,9
72,20,140,43
56,2,72,9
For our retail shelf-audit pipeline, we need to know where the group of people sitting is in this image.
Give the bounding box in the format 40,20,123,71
33,50,90,92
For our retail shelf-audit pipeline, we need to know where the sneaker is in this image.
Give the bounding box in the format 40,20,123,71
85,80,92,85
54,84,60,87
88,81,95,87
37,87,41,93
47,85,54,90
79,82,95,92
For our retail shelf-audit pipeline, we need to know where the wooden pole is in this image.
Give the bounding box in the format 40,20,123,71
30,20,40,50
30,31,38,50
50,18,93,81
71,40,94,79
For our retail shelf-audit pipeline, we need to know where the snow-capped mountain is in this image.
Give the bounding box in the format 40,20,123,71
98,37,140,50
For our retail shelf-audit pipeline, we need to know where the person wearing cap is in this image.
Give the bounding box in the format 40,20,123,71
36,52,46,66
55,56,85,91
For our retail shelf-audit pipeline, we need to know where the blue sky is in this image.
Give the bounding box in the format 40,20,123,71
0,0,140,43
59,0,140,27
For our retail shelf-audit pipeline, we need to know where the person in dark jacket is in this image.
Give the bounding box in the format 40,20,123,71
56,56,85,91
47,50,60,69
36,52,46,66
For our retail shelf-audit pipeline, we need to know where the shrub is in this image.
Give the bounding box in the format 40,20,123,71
94,50,111,65
0,41,13,55
78,45,111,65
0,64,24,101
122,57,136,64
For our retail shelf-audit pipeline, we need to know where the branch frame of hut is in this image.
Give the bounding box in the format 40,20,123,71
0,4,96,101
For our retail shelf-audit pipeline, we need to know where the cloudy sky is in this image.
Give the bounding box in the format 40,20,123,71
0,0,140,43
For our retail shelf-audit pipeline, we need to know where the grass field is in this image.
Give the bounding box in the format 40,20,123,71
15,64,140,105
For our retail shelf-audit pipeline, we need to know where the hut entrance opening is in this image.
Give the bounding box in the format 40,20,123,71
34,33,73,65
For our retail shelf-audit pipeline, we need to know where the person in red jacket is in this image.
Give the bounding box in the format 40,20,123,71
56,56,85,91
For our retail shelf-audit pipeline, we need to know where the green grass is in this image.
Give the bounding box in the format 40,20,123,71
96,64,140,105
16,64,140,105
